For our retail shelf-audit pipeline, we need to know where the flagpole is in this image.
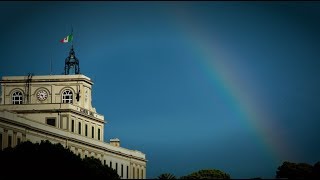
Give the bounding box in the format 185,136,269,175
71,25,74,48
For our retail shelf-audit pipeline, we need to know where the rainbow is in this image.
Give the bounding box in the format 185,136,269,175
172,10,291,164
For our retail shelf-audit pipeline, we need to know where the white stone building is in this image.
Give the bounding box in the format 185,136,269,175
0,46,147,179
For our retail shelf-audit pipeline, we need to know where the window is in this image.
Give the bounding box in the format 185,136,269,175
137,167,139,179
141,169,144,179
71,120,75,132
98,128,101,140
133,167,135,179
62,89,73,103
17,137,21,144
12,91,23,104
8,135,12,148
92,126,94,138
104,160,106,165
110,161,112,168
127,166,129,179
46,118,56,127
121,164,123,178
85,124,88,136
78,122,81,134
0,133,2,150
116,163,118,173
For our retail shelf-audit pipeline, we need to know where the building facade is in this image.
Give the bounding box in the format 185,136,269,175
0,46,147,179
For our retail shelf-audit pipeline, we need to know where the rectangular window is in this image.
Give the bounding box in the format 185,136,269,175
137,168,139,179
104,160,106,165
85,155,87,158
133,167,135,179
17,137,21,144
46,118,56,127
85,124,88,136
110,161,112,169
142,169,144,179
98,128,101,140
78,122,81,134
116,163,118,173
0,133,2,150
127,166,129,179
71,120,74,132
92,126,94,138
121,164,123,178
8,135,12,148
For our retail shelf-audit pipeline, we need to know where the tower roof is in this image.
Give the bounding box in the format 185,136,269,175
65,45,80,75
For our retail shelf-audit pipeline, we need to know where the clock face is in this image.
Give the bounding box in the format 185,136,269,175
37,90,48,101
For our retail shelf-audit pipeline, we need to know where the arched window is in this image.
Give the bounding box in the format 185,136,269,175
12,91,23,104
62,89,73,103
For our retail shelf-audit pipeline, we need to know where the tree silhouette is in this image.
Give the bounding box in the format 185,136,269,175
311,161,320,178
157,173,177,179
0,140,120,178
180,169,230,179
276,161,313,179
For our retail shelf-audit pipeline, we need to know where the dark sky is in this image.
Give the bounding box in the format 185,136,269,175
1,1,320,179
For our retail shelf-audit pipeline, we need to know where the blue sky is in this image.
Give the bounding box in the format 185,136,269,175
1,1,320,179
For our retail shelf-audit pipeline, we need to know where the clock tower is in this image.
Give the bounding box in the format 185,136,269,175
0,45,147,179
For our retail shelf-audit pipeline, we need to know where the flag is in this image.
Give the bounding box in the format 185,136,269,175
60,34,73,43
